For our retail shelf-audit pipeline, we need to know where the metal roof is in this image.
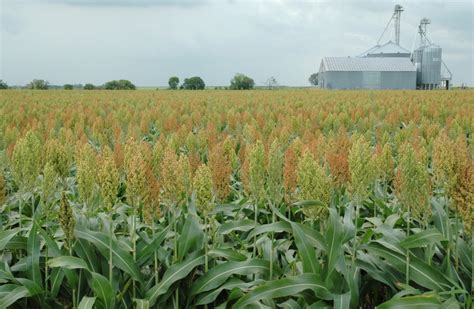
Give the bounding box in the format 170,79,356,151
361,41,411,57
321,57,416,72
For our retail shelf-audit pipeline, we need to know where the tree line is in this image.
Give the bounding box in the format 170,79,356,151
0,73,319,90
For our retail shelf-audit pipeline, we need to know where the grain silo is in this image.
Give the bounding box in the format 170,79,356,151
411,18,452,89
318,4,452,90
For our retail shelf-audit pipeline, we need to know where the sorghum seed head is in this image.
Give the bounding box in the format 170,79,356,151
193,163,214,216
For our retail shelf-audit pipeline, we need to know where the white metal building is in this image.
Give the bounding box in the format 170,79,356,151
318,4,451,90
318,57,416,90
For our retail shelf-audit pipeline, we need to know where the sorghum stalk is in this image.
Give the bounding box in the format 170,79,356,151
131,200,137,300
109,220,113,285
247,141,266,258
174,209,179,309
60,192,76,307
395,142,430,286
296,150,331,221
153,226,159,285
97,147,119,285
266,140,283,280
193,163,214,288
11,130,42,194
406,206,410,285
269,200,275,280
76,143,97,215
432,132,458,271
348,136,374,268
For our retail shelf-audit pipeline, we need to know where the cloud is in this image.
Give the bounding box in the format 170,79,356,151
1,0,472,86
40,0,212,7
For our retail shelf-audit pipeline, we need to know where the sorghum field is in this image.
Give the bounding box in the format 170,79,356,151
0,90,472,308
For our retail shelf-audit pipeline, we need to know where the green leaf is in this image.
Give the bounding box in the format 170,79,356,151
366,242,455,291
377,295,441,309
16,278,43,297
0,229,19,251
133,299,150,309
137,226,169,266
178,214,204,261
218,219,256,235
333,292,350,309
440,296,460,309
39,228,77,290
245,221,291,242
325,208,344,276
91,272,114,309
291,222,326,251
49,268,65,298
145,250,205,306
291,222,320,274
5,235,27,250
75,226,143,284
0,285,30,308
74,238,100,273
399,229,445,249
458,238,472,273
234,274,332,307
278,299,302,309
0,261,14,281
48,256,89,270
190,259,270,296
195,278,252,306
208,248,247,261
308,300,332,308
292,200,325,208
78,296,96,309
432,201,448,238
27,217,42,289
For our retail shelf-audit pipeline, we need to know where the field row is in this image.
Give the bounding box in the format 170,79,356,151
0,90,472,308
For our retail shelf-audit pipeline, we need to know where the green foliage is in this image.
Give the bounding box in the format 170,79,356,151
0,79,8,89
193,164,214,216
247,140,266,201
181,76,205,90
230,73,255,90
0,91,471,308
395,143,431,221
348,135,375,203
11,131,43,192
84,83,95,90
104,79,136,90
64,84,74,90
296,151,331,220
266,140,284,203
27,79,49,90
168,76,179,90
309,73,319,86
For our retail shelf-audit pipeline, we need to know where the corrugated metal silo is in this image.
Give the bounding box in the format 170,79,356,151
421,45,442,86
412,48,423,85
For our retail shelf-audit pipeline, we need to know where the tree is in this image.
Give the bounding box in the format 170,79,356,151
104,80,136,90
230,73,254,90
308,73,319,86
0,80,8,89
168,76,179,90
181,76,205,90
265,76,278,90
28,79,49,90
84,83,95,90
64,84,73,90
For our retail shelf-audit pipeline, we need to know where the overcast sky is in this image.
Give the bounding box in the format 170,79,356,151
1,0,473,86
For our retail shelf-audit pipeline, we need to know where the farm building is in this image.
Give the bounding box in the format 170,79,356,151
319,5,452,90
318,57,416,90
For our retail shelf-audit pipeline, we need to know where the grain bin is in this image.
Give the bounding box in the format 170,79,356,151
421,45,442,87
412,48,423,85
